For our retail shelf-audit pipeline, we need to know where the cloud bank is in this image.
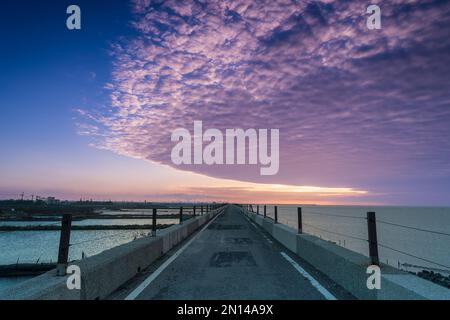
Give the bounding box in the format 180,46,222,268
78,0,450,197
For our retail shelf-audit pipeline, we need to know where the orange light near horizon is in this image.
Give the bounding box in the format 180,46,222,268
172,175,369,204
2,152,370,205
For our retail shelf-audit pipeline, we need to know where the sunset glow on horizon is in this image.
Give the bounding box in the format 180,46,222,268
0,150,369,204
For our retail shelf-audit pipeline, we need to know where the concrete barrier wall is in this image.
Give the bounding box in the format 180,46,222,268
245,210,450,300
253,215,264,226
273,223,298,253
0,208,223,300
0,269,81,300
79,236,164,300
295,232,377,299
262,219,273,234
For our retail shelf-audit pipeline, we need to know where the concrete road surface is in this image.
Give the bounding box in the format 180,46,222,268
113,205,353,300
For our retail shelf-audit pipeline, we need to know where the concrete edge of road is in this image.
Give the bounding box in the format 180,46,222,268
243,208,450,300
0,206,225,300
124,208,223,300
120,204,351,300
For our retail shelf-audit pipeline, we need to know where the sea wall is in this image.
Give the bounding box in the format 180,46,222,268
244,209,450,300
0,207,223,300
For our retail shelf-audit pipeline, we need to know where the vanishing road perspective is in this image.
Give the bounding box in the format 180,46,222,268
118,205,341,300
1,204,449,300
2,0,450,308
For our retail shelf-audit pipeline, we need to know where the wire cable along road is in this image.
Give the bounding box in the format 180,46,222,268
122,204,344,300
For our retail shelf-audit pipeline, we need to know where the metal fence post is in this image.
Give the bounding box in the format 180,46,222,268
201,205,204,215
57,214,72,276
264,205,266,218
257,205,259,215
193,205,196,217
152,208,157,236
297,207,302,234
274,206,278,223
367,211,379,265
179,206,183,224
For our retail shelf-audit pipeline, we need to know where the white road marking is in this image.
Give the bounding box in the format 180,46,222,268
245,211,336,299
280,251,337,300
262,235,274,244
245,215,274,244
125,211,223,300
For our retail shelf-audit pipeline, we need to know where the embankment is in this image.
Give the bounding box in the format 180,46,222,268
0,207,224,300
244,209,450,300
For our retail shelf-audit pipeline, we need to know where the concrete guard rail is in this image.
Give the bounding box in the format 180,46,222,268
243,208,450,300
0,206,225,300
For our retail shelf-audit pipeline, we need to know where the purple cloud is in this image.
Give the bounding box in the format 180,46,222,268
78,0,450,202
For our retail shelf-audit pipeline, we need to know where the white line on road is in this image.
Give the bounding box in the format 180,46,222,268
125,211,223,300
262,235,274,244
280,251,337,300
245,216,274,244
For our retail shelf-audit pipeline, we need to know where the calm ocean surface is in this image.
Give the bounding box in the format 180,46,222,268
270,205,450,271
1,206,449,290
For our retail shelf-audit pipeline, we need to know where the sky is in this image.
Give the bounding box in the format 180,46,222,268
1,0,450,205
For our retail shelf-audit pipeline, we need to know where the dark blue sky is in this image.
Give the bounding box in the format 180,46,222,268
0,1,141,200
0,0,133,152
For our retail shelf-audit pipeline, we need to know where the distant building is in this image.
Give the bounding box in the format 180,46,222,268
46,197,60,205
